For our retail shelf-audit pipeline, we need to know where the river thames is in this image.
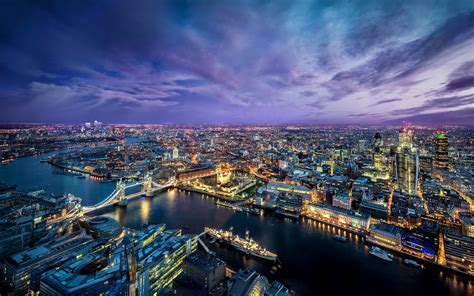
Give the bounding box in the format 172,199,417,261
0,153,472,296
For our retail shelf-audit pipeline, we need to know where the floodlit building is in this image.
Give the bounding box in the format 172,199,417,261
136,228,198,295
396,148,419,196
444,228,474,274
434,132,449,170
307,203,371,232
366,222,406,249
267,182,312,198
172,147,179,159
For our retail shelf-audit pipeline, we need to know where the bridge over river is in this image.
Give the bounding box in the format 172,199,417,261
82,173,174,213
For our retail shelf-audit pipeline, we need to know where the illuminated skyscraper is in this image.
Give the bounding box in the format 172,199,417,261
396,148,419,196
397,128,413,149
434,131,449,170
396,128,419,196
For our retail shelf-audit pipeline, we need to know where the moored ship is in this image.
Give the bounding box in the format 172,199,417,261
205,227,278,263
369,246,393,262
403,258,421,268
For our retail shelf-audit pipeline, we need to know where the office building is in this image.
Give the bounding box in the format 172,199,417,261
459,212,474,237
267,182,312,198
5,232,93,295
366,222,406,249
396,148,419,196
307,203,371,232
358,140,367,153
359,200,388,221
398,128,413,149
444,229,474,274
40,236,131,295
402,221,439,259
419,155,433,175
178,251,226,294
332,190,351,210
136,228,198,295
434,132,449,170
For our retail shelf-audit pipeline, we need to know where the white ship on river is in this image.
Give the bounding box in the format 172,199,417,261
205,227,278,263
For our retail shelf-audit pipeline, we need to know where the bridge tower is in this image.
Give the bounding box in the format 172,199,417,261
143,172,154,198
116,179,128,206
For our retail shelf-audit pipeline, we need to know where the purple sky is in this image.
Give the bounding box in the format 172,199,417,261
1,0,474,125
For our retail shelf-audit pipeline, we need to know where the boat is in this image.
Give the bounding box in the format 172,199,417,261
205,227,278,263
403,259,421,268
369,246,393,262
240,206,260,215
333,234,347,242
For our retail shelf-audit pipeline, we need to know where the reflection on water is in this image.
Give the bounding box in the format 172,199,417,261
140,197,152,221
100,191,472,296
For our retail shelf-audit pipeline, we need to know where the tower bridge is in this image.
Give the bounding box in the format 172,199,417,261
82,173,174,214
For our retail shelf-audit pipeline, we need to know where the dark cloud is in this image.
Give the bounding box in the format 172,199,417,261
445,76,474,91
372,98,402,106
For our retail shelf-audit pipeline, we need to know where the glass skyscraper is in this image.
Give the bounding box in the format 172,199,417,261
434,132,449,170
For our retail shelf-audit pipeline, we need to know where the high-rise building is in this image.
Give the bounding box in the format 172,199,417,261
373,153,385,170
419,155,433,175
373,132,382,152
396,127,419,196
358,139,367,153
396,148,419,196
398,128,413,149
136,227,197,295
434,131,449,170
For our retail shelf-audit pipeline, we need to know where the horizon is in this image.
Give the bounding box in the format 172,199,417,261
0,121,471,128
1,1,474,125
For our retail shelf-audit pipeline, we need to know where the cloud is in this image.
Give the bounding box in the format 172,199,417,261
445,76,474,91
391,95,474,116
387,107,474,126
0,1,473,124
372,98,402,106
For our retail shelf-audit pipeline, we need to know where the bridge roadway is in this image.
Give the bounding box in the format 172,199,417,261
81,167,235,214
82,179,174,214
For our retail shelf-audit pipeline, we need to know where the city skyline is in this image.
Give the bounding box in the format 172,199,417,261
1,1,474,125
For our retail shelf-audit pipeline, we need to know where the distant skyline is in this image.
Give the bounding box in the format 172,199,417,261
1,0,474,125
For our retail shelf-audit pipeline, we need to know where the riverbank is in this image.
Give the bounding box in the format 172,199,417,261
98,190,473,296
176,185,250,203
365,237,474,280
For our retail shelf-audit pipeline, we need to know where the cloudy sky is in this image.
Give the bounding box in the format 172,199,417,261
1,0,473,125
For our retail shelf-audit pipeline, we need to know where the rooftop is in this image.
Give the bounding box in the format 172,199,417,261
185,251,225,273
